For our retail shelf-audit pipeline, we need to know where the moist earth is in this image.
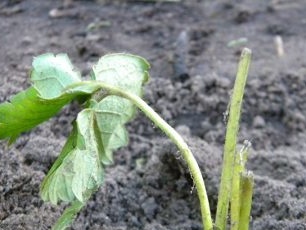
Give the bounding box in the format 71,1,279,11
0,0,306,229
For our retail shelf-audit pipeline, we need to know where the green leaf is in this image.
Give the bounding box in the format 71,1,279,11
51,200,84,230
0,54,103,142
0,87,71,143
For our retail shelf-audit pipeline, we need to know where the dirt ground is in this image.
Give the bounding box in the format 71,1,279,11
0,0,306,229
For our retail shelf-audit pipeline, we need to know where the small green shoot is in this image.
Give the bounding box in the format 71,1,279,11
230,140,251,230
238,172,254,230
0,49,253,230
215,48,252,230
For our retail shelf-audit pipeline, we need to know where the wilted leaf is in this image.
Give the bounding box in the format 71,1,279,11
91,53,150,164
0,54,102,143
41,110,104,204
31,53,81,99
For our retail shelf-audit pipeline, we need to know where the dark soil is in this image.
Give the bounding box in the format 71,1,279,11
1,0,306,229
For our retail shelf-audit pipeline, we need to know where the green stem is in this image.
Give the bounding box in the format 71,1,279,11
230,141,251,230
230,171,241,230
52,200,84,230
238,172,254,230
105,85,213,230
215,48,252,230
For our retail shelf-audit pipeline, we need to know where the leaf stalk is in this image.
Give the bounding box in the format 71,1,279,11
69,80,213,230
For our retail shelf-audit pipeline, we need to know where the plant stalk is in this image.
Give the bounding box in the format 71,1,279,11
215,48,252,230
238,172,254,230
230,141,251,230
80,82,213,230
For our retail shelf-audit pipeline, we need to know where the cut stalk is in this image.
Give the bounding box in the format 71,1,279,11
230,141,251,230
215,48,252,230
238,172,254,230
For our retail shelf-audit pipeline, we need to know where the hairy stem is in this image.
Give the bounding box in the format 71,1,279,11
215,48,252,230
76,82,214,230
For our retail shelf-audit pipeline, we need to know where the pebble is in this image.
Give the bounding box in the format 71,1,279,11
141,197,158,220
253,115,266,128
49,8,79,19
21,36,33,46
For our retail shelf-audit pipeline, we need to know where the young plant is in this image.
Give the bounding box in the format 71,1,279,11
0,49,252,230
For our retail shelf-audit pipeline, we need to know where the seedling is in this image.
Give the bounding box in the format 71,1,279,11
0,49,252,230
